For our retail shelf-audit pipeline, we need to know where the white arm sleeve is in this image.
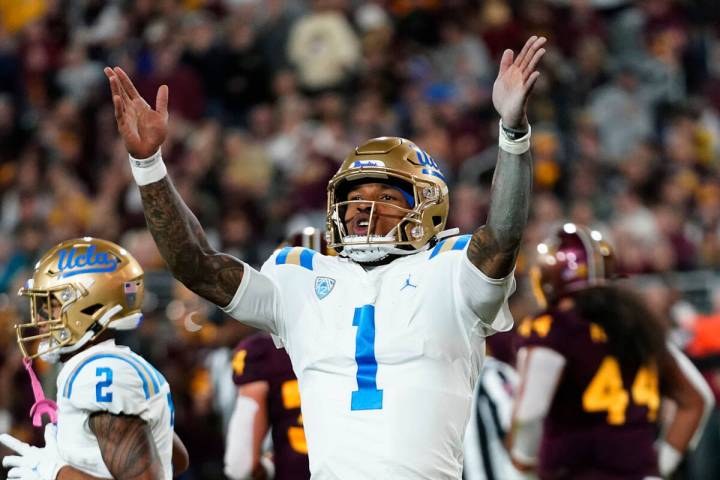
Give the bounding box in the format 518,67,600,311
658,440,682,477
222,261,286,339
224,395,260,480
511,347,566,465
456,252,516,333
667,341,715,449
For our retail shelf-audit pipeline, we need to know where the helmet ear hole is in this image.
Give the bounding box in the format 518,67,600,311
432,215,442,227
80,303,103,316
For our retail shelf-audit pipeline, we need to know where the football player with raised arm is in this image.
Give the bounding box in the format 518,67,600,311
509,224,714,479
0,238,188,480
105,36,546,479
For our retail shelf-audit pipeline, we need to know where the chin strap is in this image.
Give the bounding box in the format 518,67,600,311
340,233,436,262
436,228,460,240
22,358,58,427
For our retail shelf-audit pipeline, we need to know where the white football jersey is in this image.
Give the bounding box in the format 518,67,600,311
55,339,174,479
223,235,515,479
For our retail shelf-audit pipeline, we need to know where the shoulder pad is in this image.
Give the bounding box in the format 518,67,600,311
428,234,471,260
62,352,165,401
274,246,317,271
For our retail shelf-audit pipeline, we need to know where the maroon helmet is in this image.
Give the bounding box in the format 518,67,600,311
530,223,614,308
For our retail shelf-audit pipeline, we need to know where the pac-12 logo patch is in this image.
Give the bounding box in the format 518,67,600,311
315,277,336,300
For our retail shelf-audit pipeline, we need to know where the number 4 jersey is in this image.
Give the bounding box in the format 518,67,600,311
222,235,516,480
516,307,662,478
55,339,175,479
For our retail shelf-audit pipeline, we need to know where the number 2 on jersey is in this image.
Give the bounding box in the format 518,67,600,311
351,305,383,410
95,367,113,402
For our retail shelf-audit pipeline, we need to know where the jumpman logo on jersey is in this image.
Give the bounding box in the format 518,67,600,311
400,274,417,291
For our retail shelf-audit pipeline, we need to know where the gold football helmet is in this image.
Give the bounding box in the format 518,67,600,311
16,237,144,361
326,137,449,260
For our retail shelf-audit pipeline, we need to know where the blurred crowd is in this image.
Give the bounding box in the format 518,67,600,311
0,0,719,478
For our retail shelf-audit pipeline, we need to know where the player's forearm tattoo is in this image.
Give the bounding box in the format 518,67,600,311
139,177,244,306
89,412,163,480
468,148,532,278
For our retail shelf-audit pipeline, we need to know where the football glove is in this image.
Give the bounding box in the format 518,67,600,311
0,424,67,480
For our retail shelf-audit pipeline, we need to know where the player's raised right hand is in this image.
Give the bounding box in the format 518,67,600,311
105,67,168,159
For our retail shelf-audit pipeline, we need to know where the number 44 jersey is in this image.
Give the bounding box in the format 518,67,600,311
516,307,662,478
222,235,516,480
55,340,175,479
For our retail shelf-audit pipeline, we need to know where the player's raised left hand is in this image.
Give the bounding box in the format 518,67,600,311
105,66,168,159
0,424,67,480
492,36,547,129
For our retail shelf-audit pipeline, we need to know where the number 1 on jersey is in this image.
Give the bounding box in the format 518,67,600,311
351,305,383,410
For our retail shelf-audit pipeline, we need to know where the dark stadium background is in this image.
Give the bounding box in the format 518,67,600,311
0,0,719,478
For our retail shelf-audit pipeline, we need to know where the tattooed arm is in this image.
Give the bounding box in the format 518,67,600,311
469,147,533,278
88,412,163,480
139,178,243,306
468,36,546,279
54,422,187,480
104,67,243,306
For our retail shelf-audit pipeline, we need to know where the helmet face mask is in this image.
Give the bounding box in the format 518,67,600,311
18,283,80,359
326,137,449,261
16,237,145,361
332,197,419,241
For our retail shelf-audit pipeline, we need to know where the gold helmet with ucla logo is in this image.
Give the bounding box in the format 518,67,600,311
16,237,144,361
326,137,449,261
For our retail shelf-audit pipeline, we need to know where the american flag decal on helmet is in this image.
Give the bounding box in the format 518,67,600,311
124,281,140,307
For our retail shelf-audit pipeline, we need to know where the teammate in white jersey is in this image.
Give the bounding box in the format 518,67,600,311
0,238,188,480
105,35,547,479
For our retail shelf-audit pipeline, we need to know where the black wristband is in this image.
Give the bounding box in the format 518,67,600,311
501,122,530,141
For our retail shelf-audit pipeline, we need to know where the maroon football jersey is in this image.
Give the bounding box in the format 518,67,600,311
232,333,310,479
517,307,661,479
